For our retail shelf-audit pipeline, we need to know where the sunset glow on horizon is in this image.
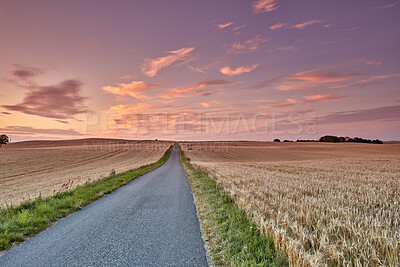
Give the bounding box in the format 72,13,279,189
1,0,399,141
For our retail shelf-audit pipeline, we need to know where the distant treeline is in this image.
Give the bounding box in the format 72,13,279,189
318,135,383,144
293,135,383,144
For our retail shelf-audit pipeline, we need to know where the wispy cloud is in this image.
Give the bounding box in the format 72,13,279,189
253,0,279,13
276,46,297,51
319,35,355,45
232,25,246,31
188,65,207,74
292,20,321,29
318,105,400,124
269,23,286,30
3,126,84,137
200,100,221,107
361,60,382,65
370,1,398,10
276,70,361,91
119,74,135,80
247,77,283,89
107,103,151,114
11,64,43,80
220,64,259,76
159,79,233,99
340,26,358,32
217,21,234,29
330,73,400,88
3,80,87,119
102,81,155,100
226,35,269,54
142,47,195,77
273,93,344,107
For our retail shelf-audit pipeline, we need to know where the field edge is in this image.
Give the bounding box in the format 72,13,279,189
179,144,288,266
0,145,173,252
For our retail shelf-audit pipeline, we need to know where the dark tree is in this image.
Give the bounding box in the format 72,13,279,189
273,139,281,142
0,134,9,147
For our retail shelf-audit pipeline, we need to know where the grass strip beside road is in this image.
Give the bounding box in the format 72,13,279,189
179,145,288,266
0,145,173,251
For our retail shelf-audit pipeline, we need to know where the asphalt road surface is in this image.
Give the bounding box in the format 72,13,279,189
0,144,208,267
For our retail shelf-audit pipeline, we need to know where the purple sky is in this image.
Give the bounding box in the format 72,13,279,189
1,0,399,141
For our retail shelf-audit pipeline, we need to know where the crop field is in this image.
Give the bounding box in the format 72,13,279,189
0,139,173,207
181,141,400,266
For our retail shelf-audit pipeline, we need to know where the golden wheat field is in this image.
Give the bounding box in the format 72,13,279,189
0,139,173,207
181,141,400,266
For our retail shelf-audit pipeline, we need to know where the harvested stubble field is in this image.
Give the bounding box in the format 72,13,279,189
181,141,400,266
0,139,173,207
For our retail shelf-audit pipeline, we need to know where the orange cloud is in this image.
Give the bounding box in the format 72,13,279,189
227,35,269,54
253,0,279,13
220,64,259,76
142,47,195,77
107,103,151,114
217,21,234,29
293,20,321,29
200,100,221,107
269,23,286,30
102,81,155,99
158,79,233,99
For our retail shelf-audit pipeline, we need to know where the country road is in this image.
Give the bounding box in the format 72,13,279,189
0,144,208,266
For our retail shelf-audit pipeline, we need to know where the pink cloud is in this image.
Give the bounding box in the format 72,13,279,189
3,79,87,120
272,94,344,107
330,73,400,89
3,126,84,137
11,64,43,79
276,46,297,51
274,98,302,107
217,21,234,29
276,70,360,91
269,23,286,30
188,65,207,74
142,47,195,77
292,20,321,29
158,79,233,99
220,64,259,76
102,81,155,99
303,94,343,101
232,25,246,31
370,1,398,10
119,74,135,79
227,35,269,54
362,60,382,65
253,0,279,13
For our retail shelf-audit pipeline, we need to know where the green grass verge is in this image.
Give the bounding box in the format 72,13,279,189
179,145,288,267
0,145,173,251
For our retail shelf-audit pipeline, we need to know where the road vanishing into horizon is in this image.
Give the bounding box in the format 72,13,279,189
0,144,208,266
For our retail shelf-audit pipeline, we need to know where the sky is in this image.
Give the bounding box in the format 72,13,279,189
0,0,399,141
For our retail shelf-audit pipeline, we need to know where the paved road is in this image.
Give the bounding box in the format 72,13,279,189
0,144,208,267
